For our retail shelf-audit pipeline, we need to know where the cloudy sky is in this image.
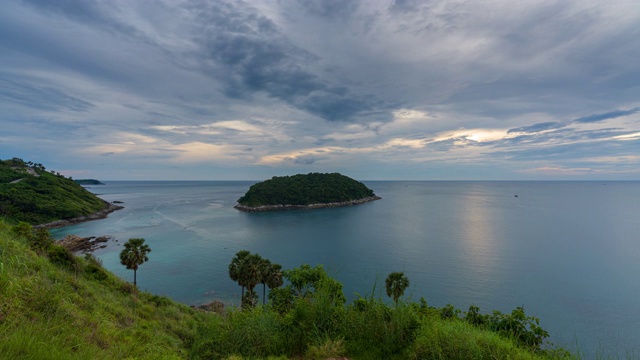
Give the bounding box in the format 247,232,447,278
1,0,639,180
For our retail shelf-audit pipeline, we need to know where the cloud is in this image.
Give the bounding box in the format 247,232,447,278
574,107,640,123
21,0,138,37
521,166,598,176
190,1,383,122
293,154,323,165
507,122,563,134
1,0,639,180
297,0,359,20
0,76,94,112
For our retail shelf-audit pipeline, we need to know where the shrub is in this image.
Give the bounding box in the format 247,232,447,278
47,245,77,269
30,227,54,252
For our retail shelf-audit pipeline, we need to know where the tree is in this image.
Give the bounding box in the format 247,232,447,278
228,251,284,308
258,260,284,305
31,227,54,252
258,258,272,305
229,250,251,301
11,222,33,240
240,253,264,308
119,238,151,287
385,271,410,305
269,264,345,314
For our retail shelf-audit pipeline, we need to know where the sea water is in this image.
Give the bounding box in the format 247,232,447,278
51,181,640,356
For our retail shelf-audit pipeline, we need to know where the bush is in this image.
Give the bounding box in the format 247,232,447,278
343,297,419,358
47,245,77,269
29,227,54,252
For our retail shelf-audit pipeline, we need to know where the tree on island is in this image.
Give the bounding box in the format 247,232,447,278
119,238,151,288
385,271,410,305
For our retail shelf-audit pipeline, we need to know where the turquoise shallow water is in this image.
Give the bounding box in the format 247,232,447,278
51,181,640,356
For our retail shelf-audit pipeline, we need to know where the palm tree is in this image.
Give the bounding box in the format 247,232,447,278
119,238,151,287
259,258,272,305
265,263,283,305
385,271,409,305
240,253,264,308
229,250,251,301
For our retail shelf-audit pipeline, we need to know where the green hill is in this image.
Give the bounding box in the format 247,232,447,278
236,173,380,211
0,220,206,359
0,158,108,224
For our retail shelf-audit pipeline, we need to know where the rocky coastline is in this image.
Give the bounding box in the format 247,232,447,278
234,195,381,212
57,234,113,253
36,201,124,229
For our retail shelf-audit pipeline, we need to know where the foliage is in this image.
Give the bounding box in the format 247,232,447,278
74,179,105,185
228,250,284,308
237,172,377,207
0,219,205,359
385,271,410,305
463,304,551,350
0,158,107,224
268,263,345,314
119,238,151,287
46,245,77,270
30,227,54,252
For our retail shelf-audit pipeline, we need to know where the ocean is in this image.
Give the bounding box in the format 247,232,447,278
51,180,640,356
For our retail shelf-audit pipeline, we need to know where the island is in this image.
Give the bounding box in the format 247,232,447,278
74,179,105,185
234,172,381,212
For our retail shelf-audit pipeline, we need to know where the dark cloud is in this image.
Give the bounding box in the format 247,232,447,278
298,0,359,20
389,0,421,13
574,108,640,123
0,77,93,112
293,154,323,165
191,1,382,122
507,122,563,134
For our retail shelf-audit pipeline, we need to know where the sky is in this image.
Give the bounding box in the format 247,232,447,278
1,0,639,180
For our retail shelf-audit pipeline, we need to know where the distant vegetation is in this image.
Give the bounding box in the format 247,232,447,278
0,222,573,359
74,179,105,185
237,173,378,208
0,158,107,224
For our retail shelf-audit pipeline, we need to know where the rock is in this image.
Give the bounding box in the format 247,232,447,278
36,202,124,229
57,234,113,253
234,196,381,212
192,300,225,314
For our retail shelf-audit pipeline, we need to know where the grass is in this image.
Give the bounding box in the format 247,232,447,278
0,221,205,359
0,220,580,359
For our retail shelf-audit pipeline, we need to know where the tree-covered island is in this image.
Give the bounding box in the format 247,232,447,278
235,172,381,212
74,179,106,185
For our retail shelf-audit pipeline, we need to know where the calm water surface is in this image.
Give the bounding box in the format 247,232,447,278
51,181,640,356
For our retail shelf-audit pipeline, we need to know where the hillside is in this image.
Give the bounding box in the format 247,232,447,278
236,173,380,211
0,222,571,359
0,220,206,359
0,158,109,224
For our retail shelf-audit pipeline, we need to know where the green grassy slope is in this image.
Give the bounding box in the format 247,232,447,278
0,158,107,224
0,221,205,359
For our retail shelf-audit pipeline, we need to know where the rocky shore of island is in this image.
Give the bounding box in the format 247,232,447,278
36,201,124,229
234,195,381,212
